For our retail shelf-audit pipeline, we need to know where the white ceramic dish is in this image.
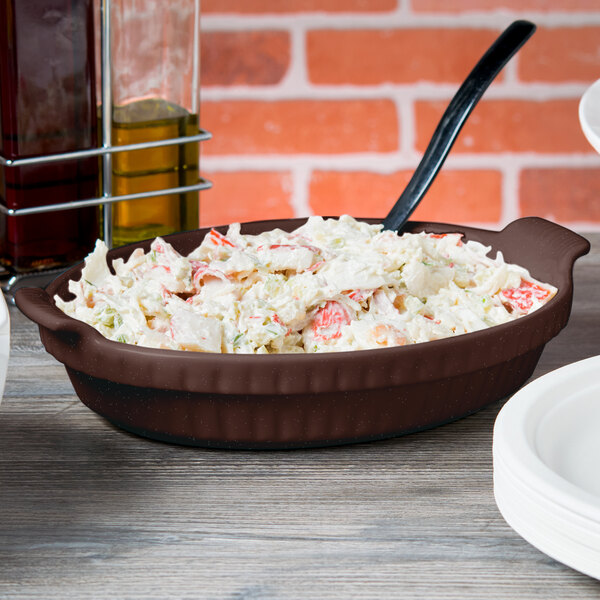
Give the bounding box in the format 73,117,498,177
579,79,600,154
493,356,600,580
0,292,9,405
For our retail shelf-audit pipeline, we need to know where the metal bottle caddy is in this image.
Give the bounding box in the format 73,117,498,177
0,0,212,299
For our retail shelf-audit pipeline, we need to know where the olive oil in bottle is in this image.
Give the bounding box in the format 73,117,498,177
111,98,199,247
109,0,201,246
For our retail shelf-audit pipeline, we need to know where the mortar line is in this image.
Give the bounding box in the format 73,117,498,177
202,12,600,30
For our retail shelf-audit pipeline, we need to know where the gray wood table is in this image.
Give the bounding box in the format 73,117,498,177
1,234,599,599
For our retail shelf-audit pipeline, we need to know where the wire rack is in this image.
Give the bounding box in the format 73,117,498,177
0,0,212,299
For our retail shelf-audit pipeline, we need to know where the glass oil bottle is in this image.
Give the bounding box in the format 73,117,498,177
109,0,200,246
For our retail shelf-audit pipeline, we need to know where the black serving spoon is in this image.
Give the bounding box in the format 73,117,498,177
382,20,536,232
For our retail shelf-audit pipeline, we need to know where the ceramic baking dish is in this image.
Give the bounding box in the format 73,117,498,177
15,216,590,449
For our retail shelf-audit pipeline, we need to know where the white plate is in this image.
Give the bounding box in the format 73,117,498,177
579,79,600,154
493,356,600,580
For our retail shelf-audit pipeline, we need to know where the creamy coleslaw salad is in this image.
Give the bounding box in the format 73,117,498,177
55,215,557,354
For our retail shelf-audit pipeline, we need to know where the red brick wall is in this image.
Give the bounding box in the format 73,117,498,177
200,0,600,231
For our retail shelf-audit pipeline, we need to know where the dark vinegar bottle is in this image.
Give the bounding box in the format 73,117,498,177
0,0,99,274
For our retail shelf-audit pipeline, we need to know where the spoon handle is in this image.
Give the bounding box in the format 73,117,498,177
382,20,536,232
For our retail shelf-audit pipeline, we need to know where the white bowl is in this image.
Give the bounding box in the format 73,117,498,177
579,78,600,154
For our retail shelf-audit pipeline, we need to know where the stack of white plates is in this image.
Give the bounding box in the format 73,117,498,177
493,355,600,580
0,292,9,405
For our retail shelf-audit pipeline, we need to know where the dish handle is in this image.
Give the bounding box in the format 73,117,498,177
14,287,88,344
499,217,590,274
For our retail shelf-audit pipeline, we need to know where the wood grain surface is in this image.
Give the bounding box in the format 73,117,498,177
0,234,599,599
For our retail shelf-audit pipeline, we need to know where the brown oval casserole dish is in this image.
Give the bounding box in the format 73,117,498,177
15,217,590,449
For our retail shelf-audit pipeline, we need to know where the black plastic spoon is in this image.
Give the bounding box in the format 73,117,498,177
382,20,536,232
